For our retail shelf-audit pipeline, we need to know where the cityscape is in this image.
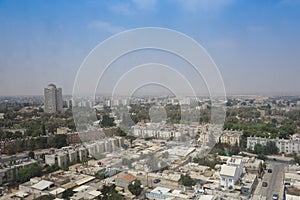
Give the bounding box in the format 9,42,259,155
1,87,300,200
1,1,300,200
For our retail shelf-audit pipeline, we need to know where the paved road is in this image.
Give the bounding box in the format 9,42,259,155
256,162,285,199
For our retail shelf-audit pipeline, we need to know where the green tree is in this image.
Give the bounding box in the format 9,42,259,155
18,163,42,183
100,184,124,200
28,151,35,159
256,154,266,161
35,195,55,200
29,139,36,151
265,141,279,154
229,142,240,155
254,143,264,154
44,164,60,174
48,134,67,148
116,127,126,137
41,121,46,135
62,188,74,200
293,155,300,165
128,180,143,196
100,115,116,128
179,174,196,187
253,141,279,155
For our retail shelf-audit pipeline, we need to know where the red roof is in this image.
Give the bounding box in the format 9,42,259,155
117,173,137,182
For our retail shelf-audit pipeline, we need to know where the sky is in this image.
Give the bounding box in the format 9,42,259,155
0,0,300,96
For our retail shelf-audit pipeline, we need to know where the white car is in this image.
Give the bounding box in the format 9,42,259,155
272,193,279,200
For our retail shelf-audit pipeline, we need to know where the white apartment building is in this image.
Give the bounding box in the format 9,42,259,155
45,147,88,168
219,158,243,190
132,123,208,140
45,152,68,168
132,123,182,139
226,157,243,177
85,137,125,157
220,165,239,190
247,136,300,154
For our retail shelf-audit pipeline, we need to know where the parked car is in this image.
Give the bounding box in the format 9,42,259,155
153,178,161,184
272,193,279,199
268,169,273,173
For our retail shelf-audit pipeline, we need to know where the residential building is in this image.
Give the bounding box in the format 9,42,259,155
226,157,243,177
220,130,242,146
78,147,88,161
57,127,71,134
220,158,243,190
146,186,189,199
45,153,68,168
0,160,37,185
45,147,88,168
115,173,137,188
44,83,63,113
132,122,215,140
243,157,264,177
67,133,82,144
241,173,258,198
220,165,239,190
247,136,300,154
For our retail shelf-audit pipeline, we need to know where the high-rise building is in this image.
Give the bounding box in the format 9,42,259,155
44,84,63,113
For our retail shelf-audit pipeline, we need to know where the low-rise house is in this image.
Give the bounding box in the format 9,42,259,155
115,173,137,188
220,165,239,190
146,186,189,200
243,157,264,177
241,173,258,198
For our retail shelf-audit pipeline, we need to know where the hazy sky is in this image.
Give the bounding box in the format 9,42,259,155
0,0,300,96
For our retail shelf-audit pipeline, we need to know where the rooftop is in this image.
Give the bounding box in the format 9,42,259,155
117,173,137,182
151,186,171,194
31,180,53,191
74,175,95,186
220,165,237,177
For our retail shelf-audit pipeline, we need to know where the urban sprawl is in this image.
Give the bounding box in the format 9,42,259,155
1,84,300,200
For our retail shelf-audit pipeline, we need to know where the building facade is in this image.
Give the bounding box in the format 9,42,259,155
44,84,63,113
220,130,242,146
219,158,243,190
247,136,300,154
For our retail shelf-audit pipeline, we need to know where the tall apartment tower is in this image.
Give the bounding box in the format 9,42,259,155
44,84,63,113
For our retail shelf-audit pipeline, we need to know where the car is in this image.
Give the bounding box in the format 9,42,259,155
272,193,279,199
153,178,161,184
268,169,273,173
262,182,268,187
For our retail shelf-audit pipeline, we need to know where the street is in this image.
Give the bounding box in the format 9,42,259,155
254,161,285,199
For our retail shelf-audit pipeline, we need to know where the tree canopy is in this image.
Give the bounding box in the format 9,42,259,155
100,184,124,200
253,141,279,155
179,174,196,187
128,180,143,196
18,163,42,183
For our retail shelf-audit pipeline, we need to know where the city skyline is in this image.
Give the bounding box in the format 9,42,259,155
0,0,300,96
